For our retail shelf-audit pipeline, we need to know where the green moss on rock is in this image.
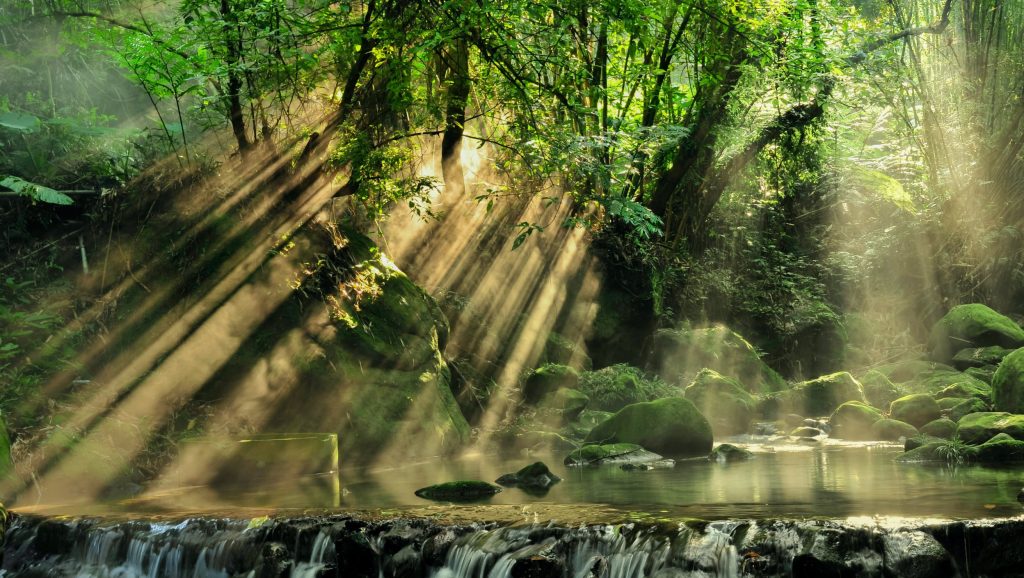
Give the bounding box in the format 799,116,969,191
937,397,968,410
993,348,1024,413
871,419,919,441
414,481,502,501
830,401,884,440
956,412,1024,444
975,437,1024,462
949,398,990,422
929,304,1024,362
585,397,713,458
709,443,753,462
652,325,787,394
859,370,902,410
889,394,941,428
952,346,1015,370
564,443,661,466
523,364,579,404
683,369,756,435
919,418,957,440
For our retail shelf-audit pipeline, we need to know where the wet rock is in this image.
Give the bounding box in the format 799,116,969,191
955,411,1024,444
414,481,502,502
919,418,957,439
336,530,377,578
975,436,1024,462
709,443,753,462
510,555,565,578
889,394,941,428
584,397,713,458
829,401,882,440
564,443,662,466
683,368,756,435
803,418,831,433
929,303,1024,362
965,365,997,385
620,459,675,471
495,462,561,489
882,531,955,578
790,426,824,437
994,347,1024,413
753,421,782,435
870,418,918,441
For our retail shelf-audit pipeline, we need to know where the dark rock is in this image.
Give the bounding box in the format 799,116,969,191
1017,488,1024,503
414,481,502,502
523,364,580,404
495,462,561,489
510,555,564,578
882,531,956,578
709,443,753,462
564,443,662,466
336,530,378,578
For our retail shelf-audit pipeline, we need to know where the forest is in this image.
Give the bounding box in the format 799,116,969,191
2,0,1024,568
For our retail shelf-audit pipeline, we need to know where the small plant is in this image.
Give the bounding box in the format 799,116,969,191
935,436,972,465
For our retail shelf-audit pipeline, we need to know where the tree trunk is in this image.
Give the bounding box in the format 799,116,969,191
441,38,470,195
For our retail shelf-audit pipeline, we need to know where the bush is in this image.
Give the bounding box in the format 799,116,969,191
577,364,677,411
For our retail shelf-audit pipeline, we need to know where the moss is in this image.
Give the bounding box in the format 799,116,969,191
904,369,989,397
956,412,1024,444
949,398,990,422
889,394,941,428
577,364,676,411
975,438,1024,462
993,347,1024,413
683,369,756,435
937,397,968,410
929,304,1024,362
522,364,579,404
778,372,866,418
709,443,753,462
542,332,592,370
414,481,502,501
564,443,654,466
859,370,902,410
585,397,713,458
964,366,997,385
652,325,787,393
830,401,884,440
897,441,978,463
871,359,953,383
935,380,991,402
952,346,1015,370
870,419,919,441
919,418,958,440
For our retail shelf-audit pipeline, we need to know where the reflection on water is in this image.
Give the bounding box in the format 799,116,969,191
15,439,1024,520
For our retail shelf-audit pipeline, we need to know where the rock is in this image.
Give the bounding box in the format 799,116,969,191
993,347,1024,413
905,435,942,451
934,379,992,401
564,443,663,466
651,325,787,394
919,418,957,439
870,418,919,441
859,369,902,409
803,418,830,433
937,396,968,410
776,372,866,417
683,369,756,435
975,437,1024,462
871,359,954,383
898,441,976,463
965,365,997,384
585,397,713,458
510,555,564,578
414,481,502,502
576,364,675,411
929,303,1024,362
523,364,579,404
955,412,1024,444
539,388,589,419
709,443,753,462
905,368,989,397
620,459,676,471
753,422,781,435
949,397,990,422
829,401,883,440
882,531,956,578
952,345,1015,370
790,426,825,437
495,462,561,489
889,394,941,428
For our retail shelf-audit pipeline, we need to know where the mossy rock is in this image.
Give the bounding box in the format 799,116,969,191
871,360,953,383
897,442,977,463
952,346,1015,370
585,397,713,458
683,369,756,435
564,443,662,466
523,364,579,404
859,370,902,410
975,437,1024,463
575,409,612,430
790,426,825,437
871,419,919,441
774,372,866,418
651,325,787,394
964,366,997,385
495,461,561,489
905,369,989,397
709,443,753,462
949,398,990,422
905,434,943,451
935,379,992,402
889,394,941,428
993,348,1024,413
956,412,1024,444
414,481,502,502
919,418,957,440
937,397,968,410
929,304,1024,362
830,401,884,440
577,364,676,411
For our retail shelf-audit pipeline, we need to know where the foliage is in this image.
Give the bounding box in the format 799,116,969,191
577,364,676,411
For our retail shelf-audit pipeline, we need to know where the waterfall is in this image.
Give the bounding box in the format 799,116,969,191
290,530,335,578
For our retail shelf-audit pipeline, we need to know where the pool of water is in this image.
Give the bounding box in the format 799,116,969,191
14,437,1024,520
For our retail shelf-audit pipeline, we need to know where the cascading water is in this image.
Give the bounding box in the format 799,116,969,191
3,513,1024,577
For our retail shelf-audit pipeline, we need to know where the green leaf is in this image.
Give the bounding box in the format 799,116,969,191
848,165,915,213
0,111,41,133
1,176,74,205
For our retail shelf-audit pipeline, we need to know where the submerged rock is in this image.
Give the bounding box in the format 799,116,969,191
584,397,713,458
414,481,502,502
889,394,941,428
683,369,756,435
993,347,1024,413
564,443,662,466
929,303,1024,362
709,443,753,462
620,459,676,471
495,462,561,489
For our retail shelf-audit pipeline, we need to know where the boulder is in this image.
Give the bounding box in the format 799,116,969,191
897,441,976,463
905,369,989,397
937,397,968,410
859,370,902,410
495,462,561,490
934,379,991,401
905,435,942,451
709,443,753,462
564,443,662,466
993,347,1024,413
948,398,990,422
929,303,1024,362
919,418,957,440
585,397,713,458
882,531,956,578
889,394,941,428
965,365,997,385
774,372,866,418
975,437,1024,462
414,481,502,502
955,412,1024,444
952,346,1015,370
870,419,918,441
829,401,883,440
523,364,579,404
651,325,787,393
683,369,756,435
576,364,675,411
790,426,825,437
871,359,953,383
